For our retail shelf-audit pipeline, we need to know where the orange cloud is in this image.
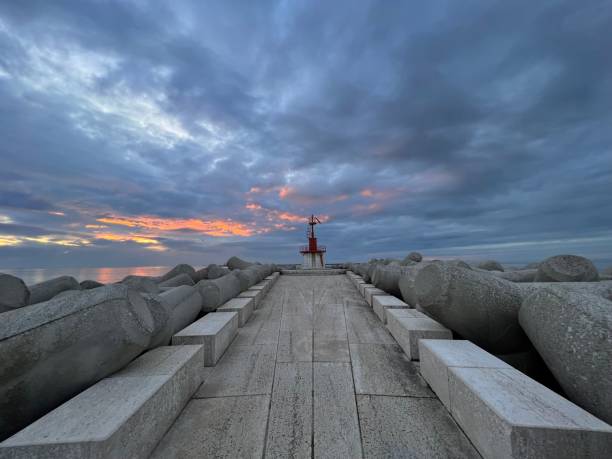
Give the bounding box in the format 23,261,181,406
95,233,161,245
278,186,294,199
97,215,254,237
245,202,305,223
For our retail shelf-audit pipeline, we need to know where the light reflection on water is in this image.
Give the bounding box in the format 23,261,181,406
0,266,180,285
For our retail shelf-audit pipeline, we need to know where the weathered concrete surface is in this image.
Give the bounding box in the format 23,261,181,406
196,272,241,312
28,275,81,304
151,396,270,458
477,260,504,271
79,279,103,290
387,312,452,360
206,264,230,280
0,345,203,458
157,264,196,283
535,254,599,282
195,343,276,398
450,366,612,459
158,273,194,288
419,339,511,410
358,395,480,458
363,286,386,306
159,285,202,335
0,273,29,313
520,288,612,424
172,311,238,366
237,288,263,308
0,284,153,440
314,363,362,458
265,362,313,458
372,294,409,323
152,274,477,458
216,297,254,327
226,255,254,270
120,275,160,294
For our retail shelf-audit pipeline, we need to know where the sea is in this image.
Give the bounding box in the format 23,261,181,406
0,266,182,285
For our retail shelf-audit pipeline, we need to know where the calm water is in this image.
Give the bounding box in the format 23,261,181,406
0,266,180,285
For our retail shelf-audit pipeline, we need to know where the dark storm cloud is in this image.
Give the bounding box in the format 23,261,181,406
0,0,611,268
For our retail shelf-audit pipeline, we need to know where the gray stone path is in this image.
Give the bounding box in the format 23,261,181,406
152,275,480,458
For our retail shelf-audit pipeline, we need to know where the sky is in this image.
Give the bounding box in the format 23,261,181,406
0,0,611,269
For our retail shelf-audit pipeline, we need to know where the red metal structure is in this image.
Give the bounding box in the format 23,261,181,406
299,214,326,268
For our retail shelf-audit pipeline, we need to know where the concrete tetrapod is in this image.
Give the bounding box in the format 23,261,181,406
120,275,160,294
197,272,242,312
0,273,30,313
159,285,203,335
519,288,612,425
491,269,537,283
476,260,504,271
192,268,208,283
157,264,196,283
535,254,599,282
415,263,529,354
207,264,230,280
141,293,174,349
0,284,154,440
399,260,470,308
416,263,612,356
226,256,253,270
158,273,195,288
79,279,104,289
370,265,405,297
27,276,81,305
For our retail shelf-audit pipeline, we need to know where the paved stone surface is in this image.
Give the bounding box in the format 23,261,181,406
152,274,476,458
357,395,481,458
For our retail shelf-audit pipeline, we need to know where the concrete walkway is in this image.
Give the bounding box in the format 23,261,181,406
151,275,480,458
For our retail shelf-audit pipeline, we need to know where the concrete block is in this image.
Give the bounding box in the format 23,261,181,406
172,312,238,366
238,288,262,308
358,283,374,296
217,297,254,327
387,314,451,360
363,286,386,306
159,285,203,335
372,295,409,323
449,366,612,458
0,345,204,459
28,275,81,305
418,339,511,410
0,273,29,312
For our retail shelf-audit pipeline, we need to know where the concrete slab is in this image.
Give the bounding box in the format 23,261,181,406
1,345,203,459
387,315,452,361
195,344,276,397
449,366,612,458
151,395,270,458
314,363,362,458
418,339,511,409
357,395,480,458
314,305,347,340
237,289,262,308
313,339,350,362
172,312,238,366
358,282,374,296
265,362,313,458
372,295,410,323
349,343,434,397
280,312,313,331
232,308,281,346
277,329,313,362
217,297,254,327
363,286,386,306
345,307,396,344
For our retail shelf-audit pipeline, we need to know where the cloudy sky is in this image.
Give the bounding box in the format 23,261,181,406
1,0,611,269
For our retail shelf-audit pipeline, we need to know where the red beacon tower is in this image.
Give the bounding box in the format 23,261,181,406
299,214,326,269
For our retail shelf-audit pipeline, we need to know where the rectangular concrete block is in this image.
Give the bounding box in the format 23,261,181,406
358,283,374,296
418,339,510,410
238,289,262,308
172,312,238,366
0,345,204,459
364,287,386,307
449,366,612,459
386,314,451,361
372,295,410,323
217,297,254,327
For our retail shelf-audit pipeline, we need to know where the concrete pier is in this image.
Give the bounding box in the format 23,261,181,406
151,274,479,458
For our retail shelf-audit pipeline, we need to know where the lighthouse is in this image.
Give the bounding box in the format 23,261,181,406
299,215,326,269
